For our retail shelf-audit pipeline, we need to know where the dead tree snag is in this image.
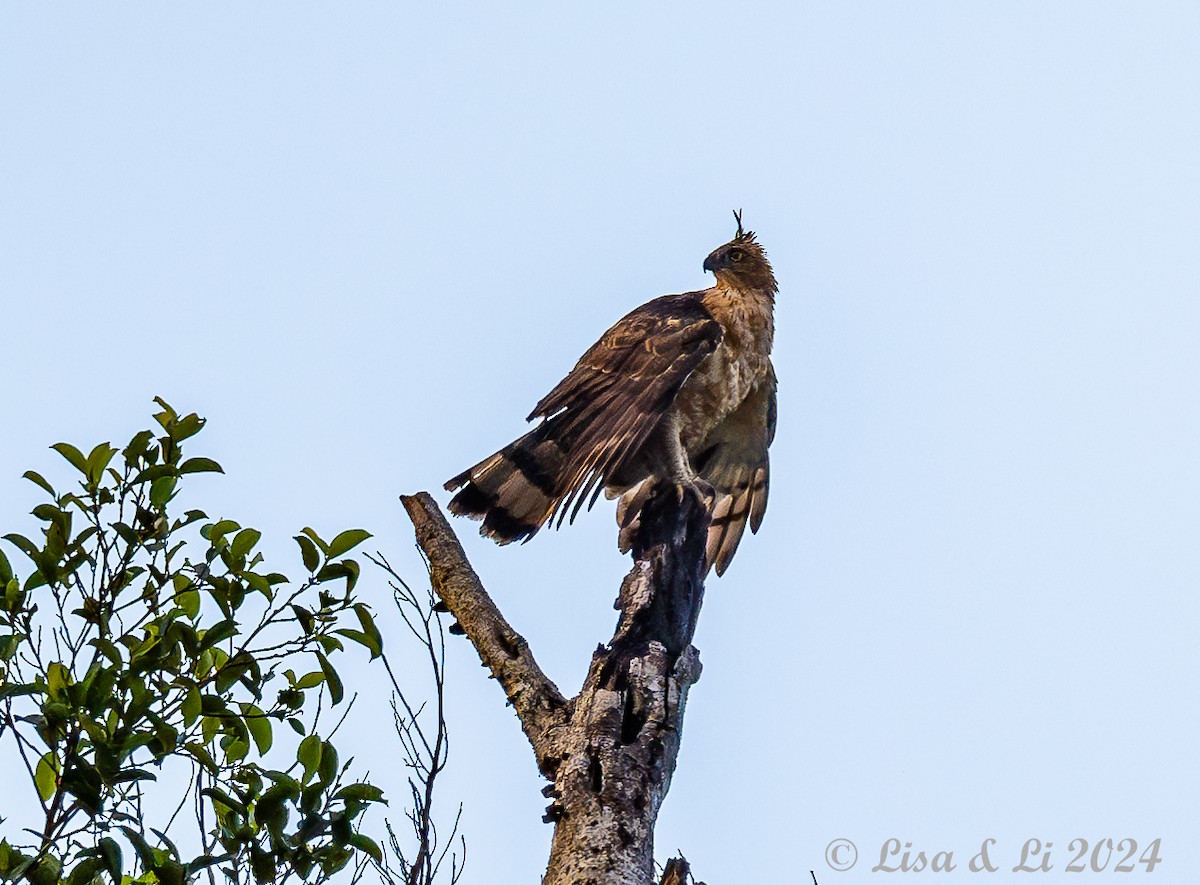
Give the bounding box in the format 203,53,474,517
401,487,709,885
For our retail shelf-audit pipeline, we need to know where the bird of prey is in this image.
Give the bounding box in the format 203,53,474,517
446,213,777,575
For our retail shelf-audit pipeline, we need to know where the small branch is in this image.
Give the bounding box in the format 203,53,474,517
660,857,691,885
400,493,569,773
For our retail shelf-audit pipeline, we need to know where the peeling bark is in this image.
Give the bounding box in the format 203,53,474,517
401,486,709,885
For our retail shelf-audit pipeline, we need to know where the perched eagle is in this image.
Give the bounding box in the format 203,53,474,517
446,214,777,575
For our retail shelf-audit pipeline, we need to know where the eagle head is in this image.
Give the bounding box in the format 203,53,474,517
702,211,776,293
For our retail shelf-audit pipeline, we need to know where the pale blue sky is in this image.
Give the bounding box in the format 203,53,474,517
2,3,1198,882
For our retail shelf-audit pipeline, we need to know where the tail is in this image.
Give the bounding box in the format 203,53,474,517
612,448,769,577
445,424,567,543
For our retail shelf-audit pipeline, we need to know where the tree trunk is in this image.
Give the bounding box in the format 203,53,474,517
401,486,709,885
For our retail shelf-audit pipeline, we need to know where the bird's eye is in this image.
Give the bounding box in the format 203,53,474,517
729,249,745,263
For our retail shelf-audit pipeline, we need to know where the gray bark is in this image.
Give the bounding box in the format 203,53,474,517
401,486,708,885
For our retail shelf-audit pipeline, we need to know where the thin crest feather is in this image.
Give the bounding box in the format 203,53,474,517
732,208,757,244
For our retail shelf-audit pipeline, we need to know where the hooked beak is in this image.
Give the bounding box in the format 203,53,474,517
703,254,717,273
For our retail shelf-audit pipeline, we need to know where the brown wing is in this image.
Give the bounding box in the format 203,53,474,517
696,369,776,575
529,292,723,525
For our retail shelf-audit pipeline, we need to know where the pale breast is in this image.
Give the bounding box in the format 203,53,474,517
675,286,774,453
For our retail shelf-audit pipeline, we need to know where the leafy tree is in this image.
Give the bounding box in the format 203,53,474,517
0,400,385,885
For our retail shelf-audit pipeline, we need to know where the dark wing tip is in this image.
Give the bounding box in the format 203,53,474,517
444,469,471,493
481,506,539,544
447,483,490,517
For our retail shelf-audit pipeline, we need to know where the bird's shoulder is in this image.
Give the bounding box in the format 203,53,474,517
587,289,723,356
527,290,723,422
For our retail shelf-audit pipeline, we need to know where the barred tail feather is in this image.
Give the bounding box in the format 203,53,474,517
445,427,566,544
704,459,769,576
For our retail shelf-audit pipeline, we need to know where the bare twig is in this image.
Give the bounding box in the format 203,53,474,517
400,494,569,773
368,551,466,885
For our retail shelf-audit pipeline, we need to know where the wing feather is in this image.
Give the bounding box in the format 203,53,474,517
530,292,723,526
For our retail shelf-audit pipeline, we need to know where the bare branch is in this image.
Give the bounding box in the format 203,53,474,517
400,493,569,771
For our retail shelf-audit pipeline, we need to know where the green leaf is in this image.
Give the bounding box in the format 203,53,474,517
294,534,320,573
348,834,383,864
223,738,250,762
316,560,360,592
90,637,123,666
0,549,11,584
230,528,261,559
333,783,385,803
289,604,314,635
50,442,88,474
327,529,372,559
250,847,275,885
0,681,41,701
299,781,323,816
150,475,177,508
130,463,176,486
315,651,343,705
184,742,220,774
3,533,39,561
297,734,322,784
214,651,254,694
25,854,62,885
200,693,230,717
178,588,200,620
203,519,240,541
98,837,122,882
22,471,56,497
300,527,328,555
119,826,156,872
178,457,224,475
47,661,71,698
333,629,380,659
294,671,324,690
66,856,103,885
185,853,229,878
152,397,179,431
35,751,59,801
85,443,119,486
112,522,140,548
60,757,103,815
315,634,344,654
170,412,206,443
31,503,61,523
239,703,272,754
155,859,185,885
182,685,202,727
354,603,384,656
122,428,155,464
199,785,244,814
110,768,157,785
317,740,338,786
199,619,236,651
